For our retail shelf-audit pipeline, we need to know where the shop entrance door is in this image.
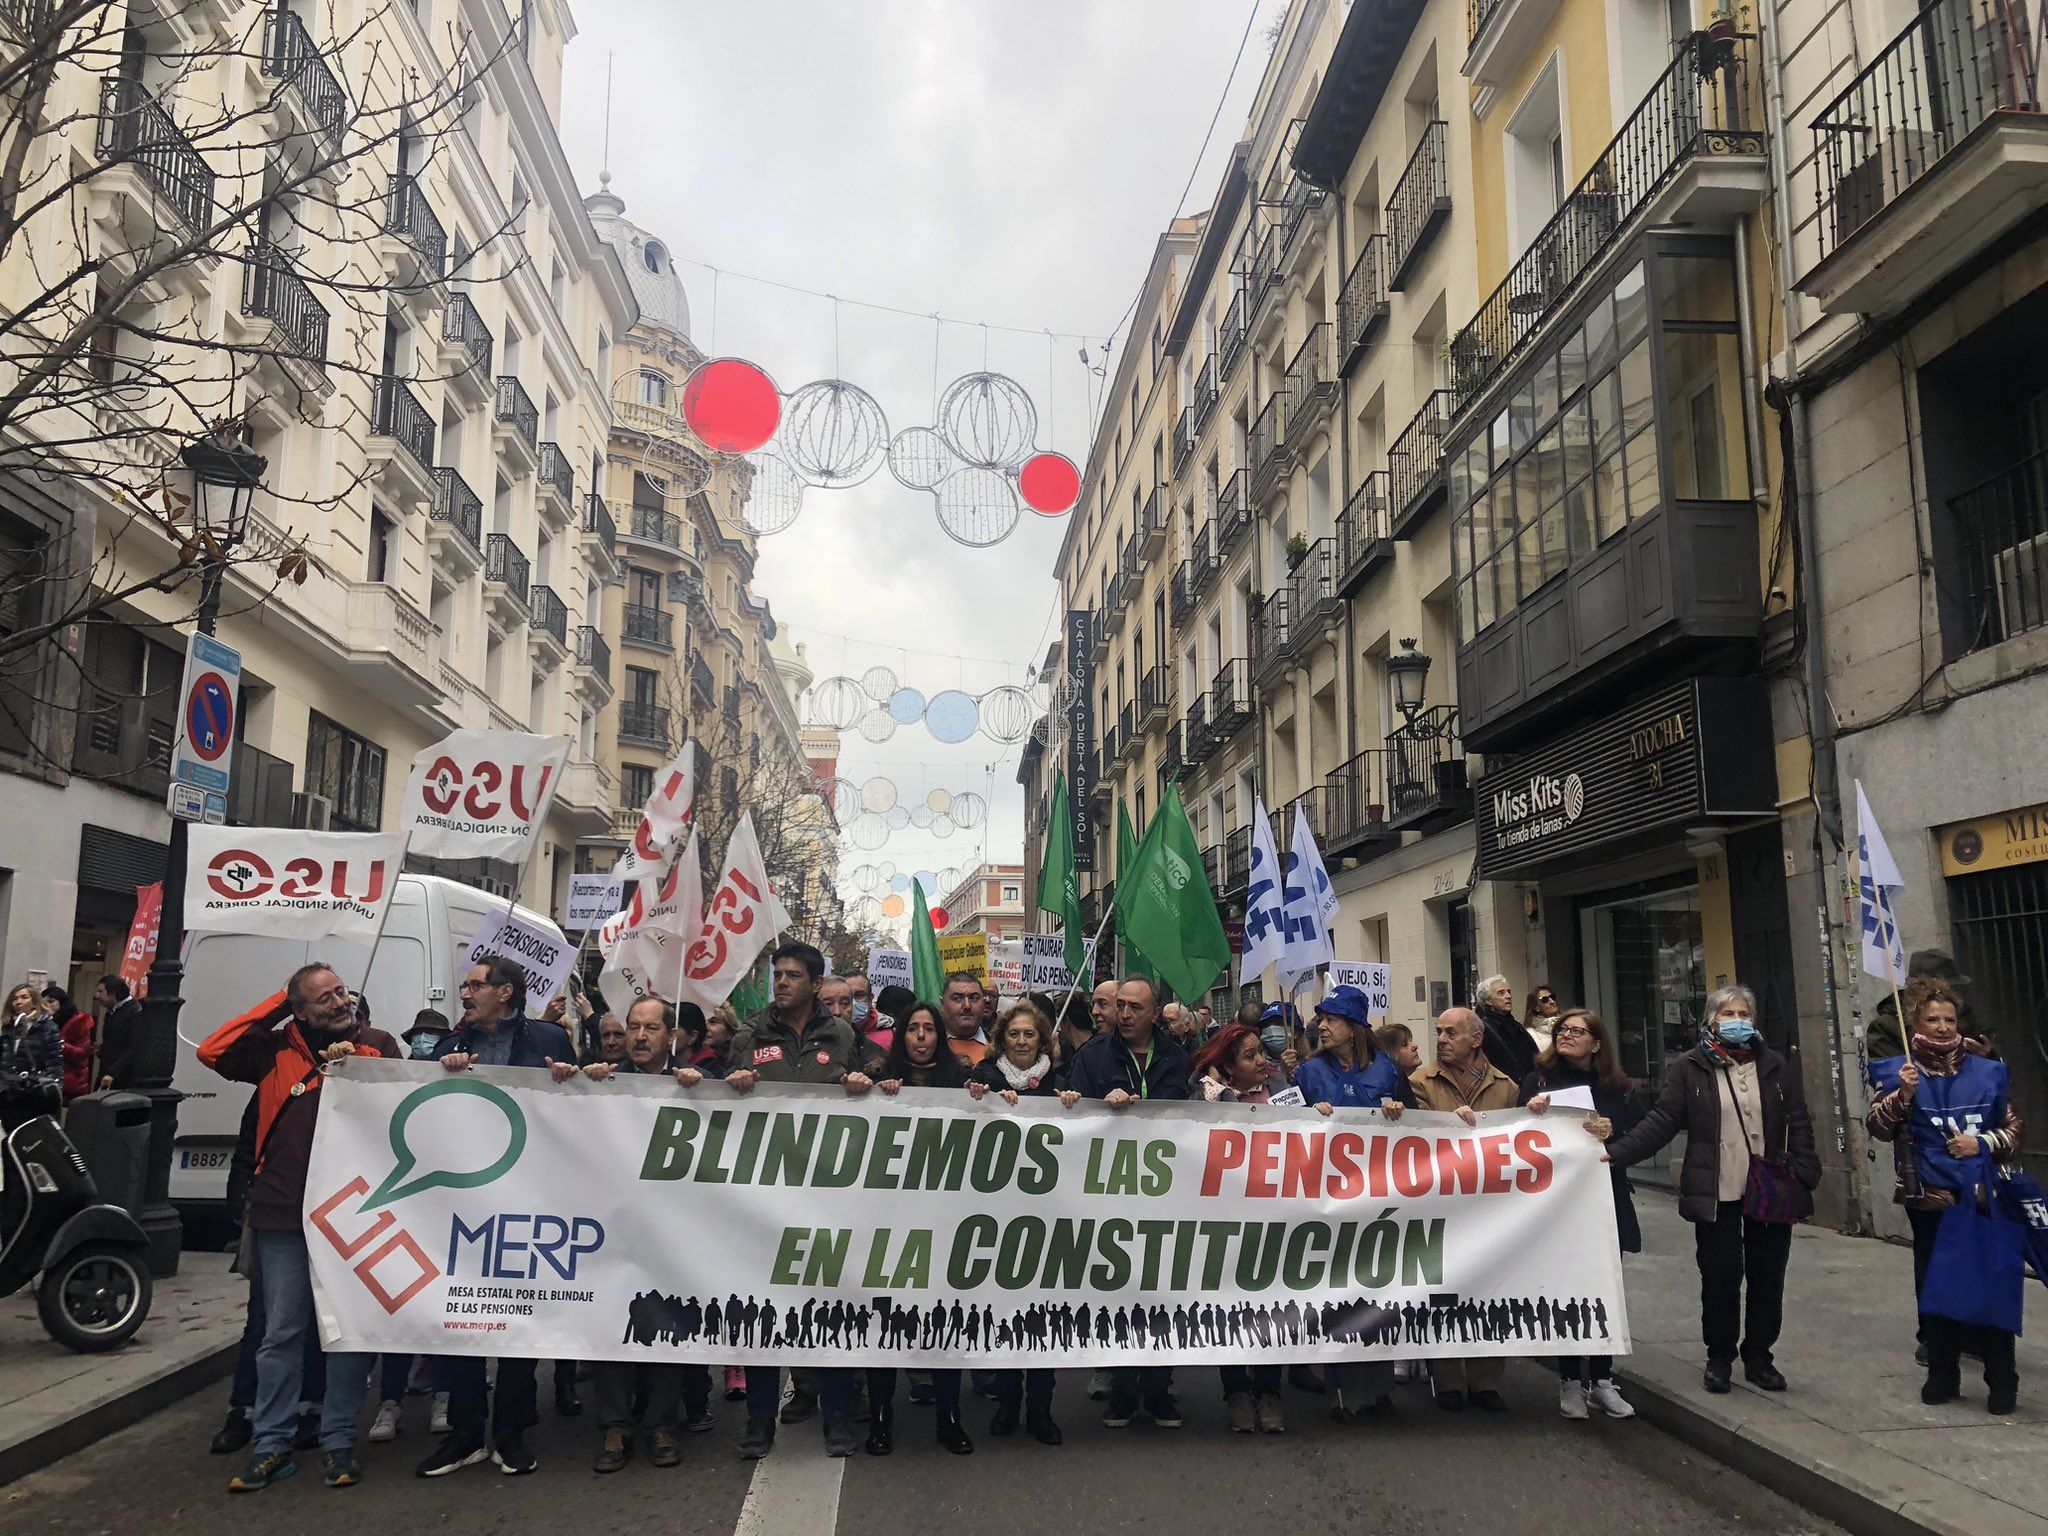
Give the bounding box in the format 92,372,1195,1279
1948,863,2048,1185
1576,878,1705,1173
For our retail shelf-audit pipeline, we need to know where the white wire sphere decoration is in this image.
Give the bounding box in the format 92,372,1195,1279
860,665,899,702
885,804,910,830
811,677,868,730
779,379,889,489
979,684,1034,744
930,812,955,839
856,708,897,744
909,805,934,829
950,791,987,829
1029,712,1052,746
886,426,955,491
741,450,805,535
859,775,898,815
850,814,889,850
934,466,1021,549
926,787,952,815
924,689,981,744
828,775,863,824
852,864,885,895
937,372,1039,470
877,860,897,878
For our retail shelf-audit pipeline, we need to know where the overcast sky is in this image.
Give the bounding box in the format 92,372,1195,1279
559,1,1272,930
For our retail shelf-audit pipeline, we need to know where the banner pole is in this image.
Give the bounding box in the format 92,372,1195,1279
1055,904,1118,1024
351,827,415,1010
1876,885,1909,1042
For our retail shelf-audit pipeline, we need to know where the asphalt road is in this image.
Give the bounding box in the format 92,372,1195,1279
0,1365,1842,1536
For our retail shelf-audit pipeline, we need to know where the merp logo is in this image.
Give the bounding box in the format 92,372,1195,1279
365,1078,527,1209
204,848,389,903
418,754,555,821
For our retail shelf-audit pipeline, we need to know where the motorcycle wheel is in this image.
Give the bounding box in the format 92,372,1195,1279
37,1243,152,1353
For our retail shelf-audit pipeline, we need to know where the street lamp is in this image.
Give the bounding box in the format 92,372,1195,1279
131,425,268,1276
1386,637,1432,723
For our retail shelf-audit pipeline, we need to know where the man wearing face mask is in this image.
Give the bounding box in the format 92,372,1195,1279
200,965,402,1492
1255,1001,1300,1082
1607,984,1819,1396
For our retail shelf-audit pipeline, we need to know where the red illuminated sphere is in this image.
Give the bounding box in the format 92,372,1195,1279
682,359,780,454
927,906,949,930
1018,451,1080,515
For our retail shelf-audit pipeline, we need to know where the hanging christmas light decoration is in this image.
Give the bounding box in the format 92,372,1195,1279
860,665,899,702
681,358,782,454
780,378,889,489
979,684,1034,743
950,791,987,829
742,449,806,535
937,371,1038,470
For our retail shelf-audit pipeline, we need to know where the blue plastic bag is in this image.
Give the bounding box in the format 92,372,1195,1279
1924,1172,2026,1334
1994,1166,2048,1289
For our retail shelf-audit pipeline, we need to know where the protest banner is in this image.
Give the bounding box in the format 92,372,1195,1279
118,883,162,998
306,1061,1629,1368
1020,931,1074,991
565,875,624,932
459,908,575,1012
1329,962,1393,1017
398,730,570,862
989,938,1022,997
186,827,407,943
936,932,988,985
867,947,912,991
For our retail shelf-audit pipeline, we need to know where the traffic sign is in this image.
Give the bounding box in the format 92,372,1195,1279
169,632,241,806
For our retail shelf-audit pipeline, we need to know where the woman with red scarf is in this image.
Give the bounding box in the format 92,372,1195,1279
1867,976,2024,1414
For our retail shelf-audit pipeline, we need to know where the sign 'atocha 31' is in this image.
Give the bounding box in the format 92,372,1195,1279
1474,679,1775,879
305,1060,1628,1367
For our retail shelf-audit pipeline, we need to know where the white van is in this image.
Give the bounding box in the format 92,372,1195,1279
168,873,568,1214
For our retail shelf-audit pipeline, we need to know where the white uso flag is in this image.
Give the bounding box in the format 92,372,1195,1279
1854,779,1908,984
1279,803,1336,989
398,730,570,861
186,827,406,943
613,746,697,885
1238,795,1288,985
600,826,705,1016
680,813,792,1009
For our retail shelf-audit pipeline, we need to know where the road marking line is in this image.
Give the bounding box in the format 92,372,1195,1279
733,1446,846,1536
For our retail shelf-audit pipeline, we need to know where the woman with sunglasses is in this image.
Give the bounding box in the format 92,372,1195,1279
1520,1008,1646,1420
1523,985,1562,1057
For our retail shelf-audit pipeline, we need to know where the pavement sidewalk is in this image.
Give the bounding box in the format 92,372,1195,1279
0,1250,243,1486
1613,1188,2048,1536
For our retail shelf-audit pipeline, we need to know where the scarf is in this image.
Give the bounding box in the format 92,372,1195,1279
996,1054,1051,1091
1908,1033,1967,1074
1702,1034,1755,1066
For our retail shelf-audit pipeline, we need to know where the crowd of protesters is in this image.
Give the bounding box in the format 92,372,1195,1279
181,936,2026,1493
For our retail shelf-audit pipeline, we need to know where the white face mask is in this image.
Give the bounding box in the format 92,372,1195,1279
851,999,871,1025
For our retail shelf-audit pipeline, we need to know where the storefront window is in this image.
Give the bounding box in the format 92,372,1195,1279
1577,879,1705,1173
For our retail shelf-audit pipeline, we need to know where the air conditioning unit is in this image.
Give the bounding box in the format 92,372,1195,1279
1993,529,2048,642
291,792,333,830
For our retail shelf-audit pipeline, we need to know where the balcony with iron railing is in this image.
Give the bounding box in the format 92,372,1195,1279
1225,823,1252,895
1139,664,1171,729
260,5,347,149
575,624,610,683
1284,322,1337,439
1250,218,1287,316
582,494,616,561
1174,406,1198,478
619,702,673,750
1100,726,1121,782
483,533,529,607
241,244,328,363
528,584,567,648
1184,687,1214,762
1201,843,1225,895
1172,558,1197,626
1089,602,1111,661
1338,234,1390,373
1335,470,1394,596
441,292,492,399
1251,586,1292,683
1288,537,1337,647
1159,728,1186,796
1219,290,1250,379
1386,120,1451,290
617,501,689,555
1324,746,1398,859
1278,787,1325,850
723,685,742,726
494,375,539,452
430,466,482,554
371,375,434,474
1137,484,1169,558
1193,356,1220,433
1250,393,1288,500
1388,388,1457,536
1192,520,1220,597
1948,445,2048,655
1448,31,1763,412
1210,657,1254,739
1468,0,1508,42
1385,706,1471,830
96,77,214,232
385,171,446,279
689,652,715,703
537,440,574,506
1806,3,2035,313
622,602,674,650
1117,701,1139,759
1217,469,1252,557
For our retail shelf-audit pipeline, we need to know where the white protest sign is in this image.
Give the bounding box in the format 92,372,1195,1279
399,730,571,863
868,947,912,991
459,908,575,1012
1021,931,1075,990
989,938,1023,998
185,827,406,944
1330,961,1393,1016
566,874,625,931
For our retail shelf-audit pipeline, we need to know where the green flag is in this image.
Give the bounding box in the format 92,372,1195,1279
1119,782,1231,1004
728,962,769,1020
1037,770,1084,977
910,877,945,1001
1114,800,1158,981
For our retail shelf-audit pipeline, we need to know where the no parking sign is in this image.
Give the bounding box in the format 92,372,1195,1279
169,632,241,819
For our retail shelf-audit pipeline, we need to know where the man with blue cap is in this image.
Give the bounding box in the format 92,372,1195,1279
1296,986,1412,1114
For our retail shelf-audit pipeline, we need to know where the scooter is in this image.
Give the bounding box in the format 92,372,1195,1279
1,1078,154,1352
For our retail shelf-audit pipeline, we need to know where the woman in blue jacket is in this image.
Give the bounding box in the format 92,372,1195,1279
1294,986,1410,1114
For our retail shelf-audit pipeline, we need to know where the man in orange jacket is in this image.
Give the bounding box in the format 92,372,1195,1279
201,962,400,1493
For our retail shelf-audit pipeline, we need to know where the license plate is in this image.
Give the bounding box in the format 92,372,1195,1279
179,1148,231,1170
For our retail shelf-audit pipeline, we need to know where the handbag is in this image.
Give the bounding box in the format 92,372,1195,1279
1994,1165,2048,1289
1924,1168,2026,1333
1725,1069,1801,1224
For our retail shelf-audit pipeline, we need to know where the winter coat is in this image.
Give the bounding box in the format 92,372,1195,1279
1477,1003,1538,1085
969,1054,1059,1096
96,997,143,1089
1518,1062,1649,1253
57,1010,95,1102
1063,1027,1191,1102
431,1013,573,1070
728,1004,861,1085
1604,1044,1820,1223
1,1009,61,1093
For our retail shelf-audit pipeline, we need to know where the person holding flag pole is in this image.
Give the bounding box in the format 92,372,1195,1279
1035,769,1118,1030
